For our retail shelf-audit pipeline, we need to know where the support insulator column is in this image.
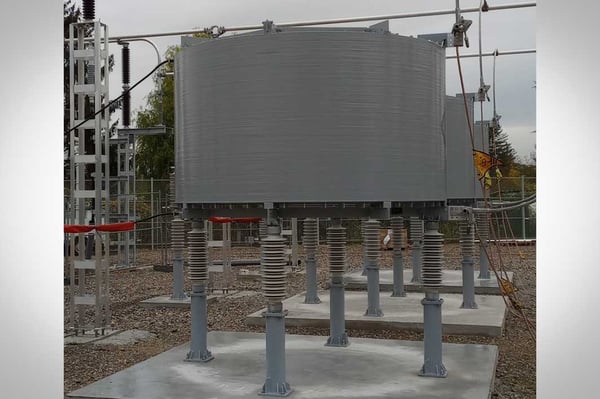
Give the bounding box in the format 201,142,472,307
260,222,292,397
364,219,383,316
259,219,268,241
476,212,491,279
419,221,447,378
302,218,320,304
391,216,406,297
460,212,477,309
409,216,424,283
170,217,187,300
360,219,367,276
325,220,349,347
168,170,176,210
185,221,213,362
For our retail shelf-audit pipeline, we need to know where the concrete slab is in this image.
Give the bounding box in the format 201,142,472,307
344,269,515,295
139,292,233,308
67,331,498,399
247,292,506,337
93,329,156,345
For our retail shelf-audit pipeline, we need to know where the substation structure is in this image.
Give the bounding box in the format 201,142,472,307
66,12,529,398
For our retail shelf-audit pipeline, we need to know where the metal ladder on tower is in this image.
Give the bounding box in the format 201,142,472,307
67,19,112,335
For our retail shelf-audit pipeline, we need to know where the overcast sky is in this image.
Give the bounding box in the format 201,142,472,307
91,0,536,161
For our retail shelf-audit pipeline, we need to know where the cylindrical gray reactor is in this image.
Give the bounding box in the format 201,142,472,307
174,28,446,205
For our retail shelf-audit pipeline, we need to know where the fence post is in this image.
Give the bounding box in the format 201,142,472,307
521,175,526,239
151,177,154,250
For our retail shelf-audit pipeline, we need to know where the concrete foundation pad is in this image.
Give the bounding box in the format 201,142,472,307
67,331,498,399
344,270,515,295
64,329,120,345
139,292,233,308
247,291,506,337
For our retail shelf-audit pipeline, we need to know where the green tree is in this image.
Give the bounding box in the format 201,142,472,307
489,123,517,176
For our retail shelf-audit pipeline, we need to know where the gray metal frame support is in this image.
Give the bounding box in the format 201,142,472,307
478,246,490,279
411,243,423,283
420,292,447,378
260,302,292,397
391,216,406,297
185,284,214,362
460,215,477,309
326,220,349,347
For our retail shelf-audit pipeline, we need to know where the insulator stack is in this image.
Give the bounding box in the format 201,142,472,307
327,226,346,276
261,233,287,302
82,0,95,21
171,218,185,254
122,44,131,128
188,227,208,283
169,172,176,209
476,212,490,242
86,62,95,84
259,219,268,240
409,217,424,243
391,216,404,256
364,219,380,261
422,224,443,289
459,220,476,258
303,218,318,258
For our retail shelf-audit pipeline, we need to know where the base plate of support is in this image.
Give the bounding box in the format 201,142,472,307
66,331,498,399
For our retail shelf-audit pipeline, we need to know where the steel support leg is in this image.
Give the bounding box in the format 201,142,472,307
391,254,406,297
260,302,291,397
411,243,422,283
478,246,491,279
171,252,187,300
304,257,321,304
185,284,213,362
461,256,477,309
365,258,384,316
420,292,447,377
326,276,349,347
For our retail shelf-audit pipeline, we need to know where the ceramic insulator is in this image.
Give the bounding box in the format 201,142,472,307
171,218,185,254
303,218,318,256
188,227,208,283
409,217,424,243
169,172,176,209
364,219,380,262
327,226,346,276
261,234,287,301
391,216,404,256
259,219,268,240
459,219,476,258
476,212,490,242
422,225,443,289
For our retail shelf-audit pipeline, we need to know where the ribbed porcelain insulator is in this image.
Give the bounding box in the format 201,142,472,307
188,227,208,283
476,212,490,242
409,217,424,243
259,219,268,240
364,219,380,262
303,218,318,259
171,218,185,254
327,226,346,276
422,225,443,289
391,216,404,256
169,172,176,209
459,219,476,258
261,234,287,301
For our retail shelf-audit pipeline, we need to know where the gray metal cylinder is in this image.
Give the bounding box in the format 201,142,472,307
261,226,287,302
419,292,447,378
303,218,320,304
175,28,446,205
391,216,406,297
364,219,383,317
260,302,292,397
185,284,214,363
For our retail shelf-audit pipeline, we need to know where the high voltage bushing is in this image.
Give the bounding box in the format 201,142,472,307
170,217,186,300
185,221,213,363
476,211,491,279
419,221,447,378
409,216,424,283
391,216,406,297
325,222,349,347
459,215,478,309
260,223,292,397
82,0,95,21
302,218,320,304
364,219,383,316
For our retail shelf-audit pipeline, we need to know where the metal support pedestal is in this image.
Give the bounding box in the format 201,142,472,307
326,276,349,347
185,284,214,362
460,217,477,309
420,292,447,378
260,302,292,397
411,244,423,283
365,259,384,316
478,246,491,279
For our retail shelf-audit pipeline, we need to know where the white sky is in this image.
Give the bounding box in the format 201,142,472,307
91,0,536,161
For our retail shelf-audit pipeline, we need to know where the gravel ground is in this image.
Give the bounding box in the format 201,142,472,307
64,242,536,398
